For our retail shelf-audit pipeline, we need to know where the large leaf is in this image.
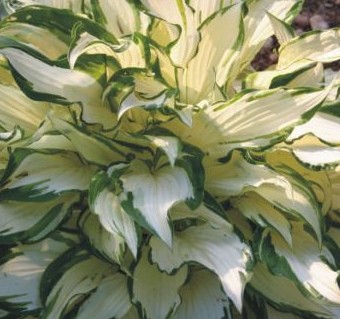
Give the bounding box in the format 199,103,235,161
250,263,332,318
201,87,329,145
233,191,292,245
0,148,96,201
173,269,231,319
41,248,115,319
121,160,194,246
67,24,148,70
222,0,300,90
79,212,126,265
141,0,199,66
0,84,48,133
245,61,322,90
0,47,116,128
0,193,79,243
89,170,139,258
150,224,253,311
76,272,133,319
90,0,148,38
288,110,340,145
177,2,243,104
206,151,289,198
253,181,322,243
0,232,77,314
206,150,323,243
51,118,125,166
265,149,332,216
288,135,340,167
258,224,340,304
0,22,68,59
278,29,340,69
165,87,329,151
132,247,188,319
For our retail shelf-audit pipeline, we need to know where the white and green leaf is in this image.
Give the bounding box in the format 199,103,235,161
141,0,199,66
76,272,133,319
0,84,49,134
89,170,139,258
150,223,253,312
41,248,115,319
202,87,329,145
0,47,116,128
51,118,125,166
267,11,295,45
120,160,194,246
132,247,188,319
0,232,78,313
79,212,126,265
0,193,79,243
90,0,147,38
233,192,292,245
278,28,340,70
258,224,340,304
250,263,332,318
0,148,96,200
178,2,243,104
173,269,231,319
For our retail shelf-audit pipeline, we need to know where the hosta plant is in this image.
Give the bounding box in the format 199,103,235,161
0,0,340,318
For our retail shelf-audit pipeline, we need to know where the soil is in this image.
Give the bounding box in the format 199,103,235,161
251,0,340,71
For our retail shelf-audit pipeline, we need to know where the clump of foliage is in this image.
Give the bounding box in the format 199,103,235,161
0,0,339,318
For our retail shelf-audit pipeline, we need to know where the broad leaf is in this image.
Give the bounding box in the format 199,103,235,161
0,193,79,243
288,111,340,145
90,0,147,38
201,87,329,145
0,47,116,128
245,61,321,90
41,248,115,319
233,192,292,245
278,29,340,69
165,87,329,151
51,118,124,166
177,2,243,104
250,263,331,318
150,224,253,311
258,224,340,304
206,151,289,198
0,148,96,201
79,212,126,265
141,0,199,66
253,182,322,243
0,84,48,133
265,148,332,216
0,22,68,59
132,247,188,319
76,272,133,319
121,160,194,246
0,232,77,313
173,269,231,319
288,135,340,167
89,170,139,257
